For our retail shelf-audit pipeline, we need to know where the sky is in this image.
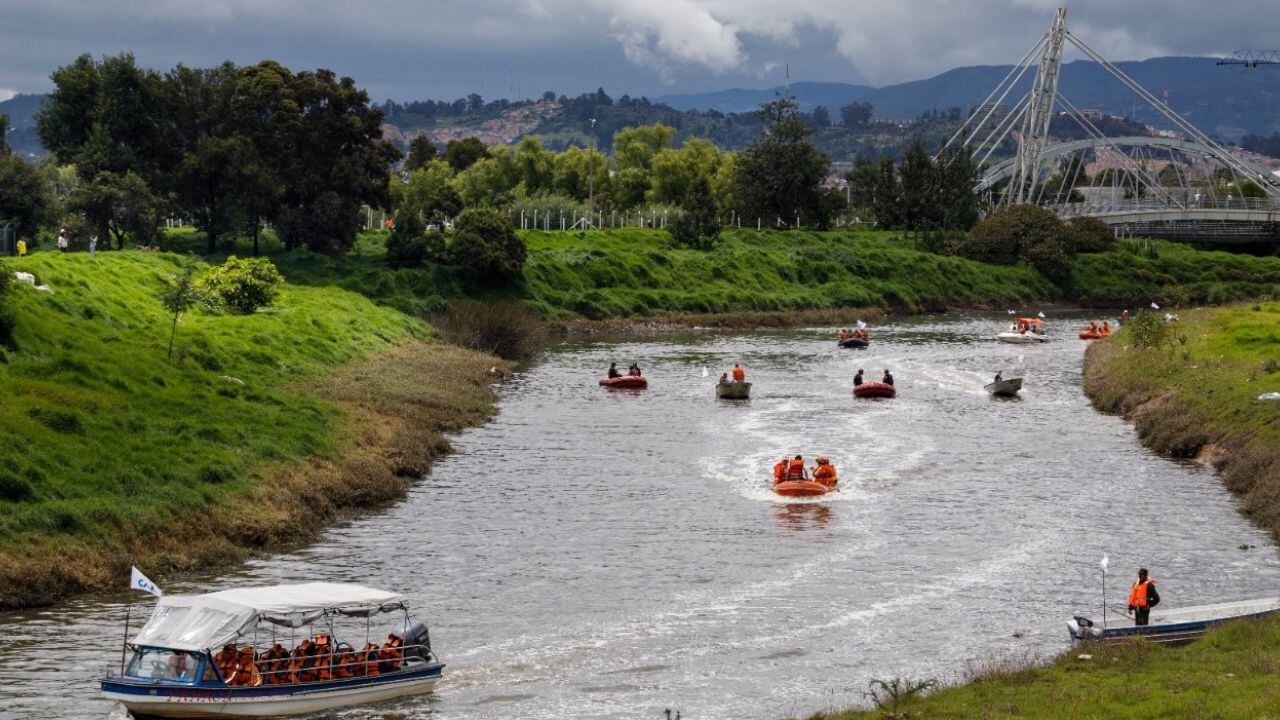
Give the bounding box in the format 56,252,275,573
2,1,1279,103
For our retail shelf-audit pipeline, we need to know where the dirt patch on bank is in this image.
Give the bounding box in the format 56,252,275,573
0,341,506,610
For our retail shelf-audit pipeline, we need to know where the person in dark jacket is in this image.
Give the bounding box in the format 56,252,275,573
607,362,621,379
882,369,894,386
853,369,864,387
1128,567,1160,625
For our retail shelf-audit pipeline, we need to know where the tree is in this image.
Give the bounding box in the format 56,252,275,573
810,106,831,129
1067,216,1116,253
69,171,160,248
448,208,526,287
405,135,438,172
668,177,721,250
840,101,873,127
948,204,1074,283
735,99,833,228
444,137,490,173
0,125,55,239
848,156,901,226
160,265,207,360
401,159,462,222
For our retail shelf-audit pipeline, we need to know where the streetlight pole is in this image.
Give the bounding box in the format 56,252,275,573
587,118,597,230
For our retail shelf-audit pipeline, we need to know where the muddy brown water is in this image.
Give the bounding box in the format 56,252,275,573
2,312,1278,720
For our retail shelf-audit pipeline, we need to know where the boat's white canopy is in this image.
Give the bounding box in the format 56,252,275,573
132,583,406,652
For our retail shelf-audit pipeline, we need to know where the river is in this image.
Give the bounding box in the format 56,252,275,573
2,312,1278,720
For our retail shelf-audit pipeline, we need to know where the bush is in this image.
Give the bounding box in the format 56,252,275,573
1068,216,1117,253
448,209,527,287
432,299,545,360
950,204,1075,283
386,229,445,269
198,255,284,314
668,177,721,250
1128,309,1169,349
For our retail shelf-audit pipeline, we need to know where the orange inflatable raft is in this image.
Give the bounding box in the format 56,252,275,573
853,381,896,398
773,480,831,497
600,375,648,389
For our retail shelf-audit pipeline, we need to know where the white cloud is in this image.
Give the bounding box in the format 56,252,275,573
0,88,16,102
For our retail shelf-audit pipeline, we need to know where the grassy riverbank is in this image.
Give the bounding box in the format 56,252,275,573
160,227,1280,323
810,616,1280,719
1082,301,1280,538
0,252,503,609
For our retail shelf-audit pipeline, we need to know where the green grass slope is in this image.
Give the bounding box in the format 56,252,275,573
815,616,1280,720
1072,242,1280,307
0,251,422,557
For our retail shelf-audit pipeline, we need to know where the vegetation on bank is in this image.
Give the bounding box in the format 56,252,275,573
0,251,502,608
810,616,1280,719
1083,302,1280,538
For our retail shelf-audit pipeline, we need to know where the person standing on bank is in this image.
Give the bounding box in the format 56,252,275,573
1128,567,1160,625
56,228,69,252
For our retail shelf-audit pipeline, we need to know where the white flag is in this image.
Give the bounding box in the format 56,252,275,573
130,566,163,597
1018,353,1025,366
701,366,708,378
1007,309,1016,314
1037,311,1046,318
1099,554,1109,573
1151,302,1160,309
856,320,867,330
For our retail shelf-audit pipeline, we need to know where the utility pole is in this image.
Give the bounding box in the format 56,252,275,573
587,118,597,230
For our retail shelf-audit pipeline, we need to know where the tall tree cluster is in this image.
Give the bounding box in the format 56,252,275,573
847,137,981,234
735,99,841,228
38,53,399,253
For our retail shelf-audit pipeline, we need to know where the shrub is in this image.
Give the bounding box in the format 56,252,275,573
1068,216,1117,253
950,204,1075,283
432,299,545,360
1128,309,1169,349
386,229,445,269
448,209,527,287
198,256,284,314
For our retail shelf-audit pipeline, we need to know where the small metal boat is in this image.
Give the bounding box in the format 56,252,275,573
100,583,444,718
984,377,1023,397
853,381,896,399
997,317,1049,344
1068,596,1280,645
600,375,648,389
715,381,751,399
838,337,869,348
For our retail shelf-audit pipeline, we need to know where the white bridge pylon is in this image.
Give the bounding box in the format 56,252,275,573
943,7,1280,212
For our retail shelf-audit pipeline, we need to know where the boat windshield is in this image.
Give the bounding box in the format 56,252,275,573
125,647,202,683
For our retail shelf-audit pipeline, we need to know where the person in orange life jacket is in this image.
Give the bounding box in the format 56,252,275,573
731,364,745,382
812,456,837,489
772,457,789,484
1102,321,1111,335
608,362,621,379
1128,567,1160,626
853,369,864,387
786,455,808,481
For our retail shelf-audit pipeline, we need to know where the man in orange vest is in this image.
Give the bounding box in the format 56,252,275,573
1127,567,1160,625
731,364,745,382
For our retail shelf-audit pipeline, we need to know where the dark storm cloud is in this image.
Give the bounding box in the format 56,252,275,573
1,1,1278,101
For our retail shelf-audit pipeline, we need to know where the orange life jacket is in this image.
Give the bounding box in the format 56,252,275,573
360,643,382,677
773,462,787,483
313,638,334,681
229,650,262,687
213,646,238,682
787,459,806,480
331,645,356,679
257,644,288,684
732,367,745,382
1129,579,1156,608
379,635,404,673
289,640,317,683
814,464,836,482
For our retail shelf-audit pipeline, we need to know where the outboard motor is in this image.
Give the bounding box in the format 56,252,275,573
403,621,434,662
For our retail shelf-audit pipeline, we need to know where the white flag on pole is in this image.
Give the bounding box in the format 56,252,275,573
856,320,867,330
130,566,162,597
1007,309,1016,314
701,366,708,378
1018,353,1025,366
1099,554,1109,573
1037,311,1046,318
1151,302,1160,309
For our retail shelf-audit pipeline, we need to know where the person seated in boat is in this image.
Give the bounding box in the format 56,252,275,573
257,642,290,684
312,633,335,682
167,650,197,681
628,363,642,377
786,455,809,482
837,328,851,340
855,327,868,340
1102,321,1111,335
1128,567,1160,626
812,456,837,489
213,643,238,682
379,633,405,673
228,646,263,687
993,370,1003,383
719,372,729,384
608,362,621,379
1088,321,1098,334
882,369,894,386
732,364,745,382
773,457,789,485
853,369,864,387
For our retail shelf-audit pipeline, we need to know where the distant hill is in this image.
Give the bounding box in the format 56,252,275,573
0,93,45,159
863,56,1280,139
655,81,876,114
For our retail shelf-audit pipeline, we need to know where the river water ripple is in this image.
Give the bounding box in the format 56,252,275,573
2,312,1278,720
